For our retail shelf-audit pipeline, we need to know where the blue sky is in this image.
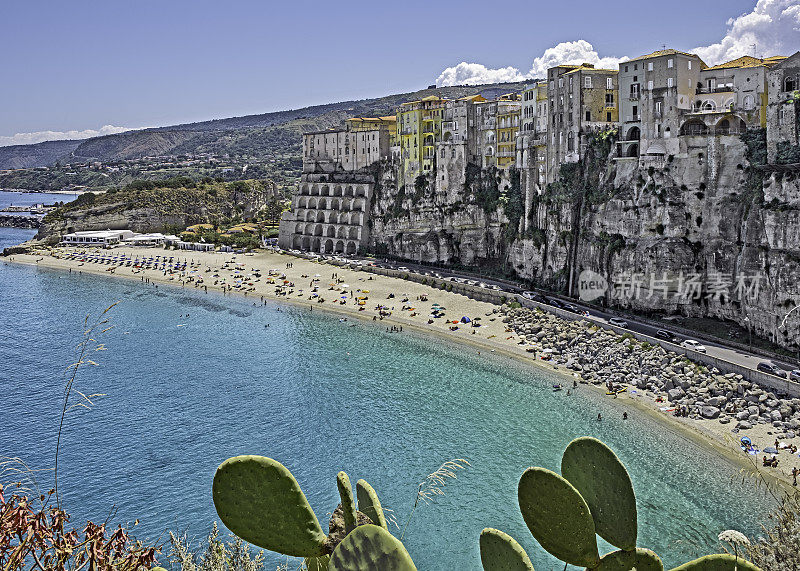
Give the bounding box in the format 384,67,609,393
2,0,798,145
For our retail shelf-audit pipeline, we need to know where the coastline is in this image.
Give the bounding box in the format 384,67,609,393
5,246,795,492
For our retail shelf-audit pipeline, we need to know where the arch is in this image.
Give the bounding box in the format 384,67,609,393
485,132,495,143
318,198,327,210
423,135,435,146
680,119,708,136
348,226,359,240
298,197,308,209
701,100,716,112
349,212,361,225
322,238,333,253
313,224,323,237
785,76,797,92
742,94,755,110
355,185,367,199
302,236,311,251
312,237,321,252
294,222,305,234
310,185,320,196
344,185,355,198
715,115,746,136
626,126,640,141
330,198,340,211
626,143,639,158
443,131,452,142
315,211,325,223
336,226,347,239
293,235,304,249
320,185,330,196
333,185,344,197
326,225,336,238
334,240,345,254
305,210,315,222
345,241,357,255
664,126,671,138
723,99,734,111
485,146,495,156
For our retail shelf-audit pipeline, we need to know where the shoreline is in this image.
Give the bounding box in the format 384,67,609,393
5,246,794,492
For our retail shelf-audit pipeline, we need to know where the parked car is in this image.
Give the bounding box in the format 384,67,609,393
562,303,580,313
790,369,800,382
757,362,786,377
655,329,680,343
397,266,409,272
522,291,538,300
608,317,629,328
546,298,565,309
681,339,707,353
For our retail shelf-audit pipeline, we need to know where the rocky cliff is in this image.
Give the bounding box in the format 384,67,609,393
365,130,800,350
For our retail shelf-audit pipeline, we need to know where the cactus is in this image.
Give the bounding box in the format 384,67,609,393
518,467,600,568
595,548,663,571
356,479,387,530
212,455,327,557
479,528,534,571
304,555,331,571
669,554,762,570
561,436,637,550
328,524,417,570
337,471,358,534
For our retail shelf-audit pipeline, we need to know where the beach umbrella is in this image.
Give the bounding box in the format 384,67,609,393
763,447,779,454
461,316,471,323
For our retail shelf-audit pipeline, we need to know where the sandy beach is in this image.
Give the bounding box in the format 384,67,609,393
7,245,797,491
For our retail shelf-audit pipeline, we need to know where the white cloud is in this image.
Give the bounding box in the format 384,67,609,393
435,0,800,87
0,125,133,147
692,0,800,65
436,40,628,87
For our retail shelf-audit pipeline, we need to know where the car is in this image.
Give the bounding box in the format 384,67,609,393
655,329,680,343
489,285,502,291
522,291,538,300
562,303,580,313
545,297,565,309
608,317,629,328
757,362,786,377
397,266,409,272
791,370,800,382
681,339,707,353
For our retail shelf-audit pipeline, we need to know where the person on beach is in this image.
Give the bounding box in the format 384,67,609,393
623,412,628,420
597,413,602,421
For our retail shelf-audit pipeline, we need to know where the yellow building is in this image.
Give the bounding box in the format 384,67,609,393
496,96,521,168
347,116,398,146
396,95,448,185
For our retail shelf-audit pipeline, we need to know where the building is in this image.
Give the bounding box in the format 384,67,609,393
61,230,135,246
547,64,618,182
517,82,549,229
397,95,448,186
302,123,392,173
766,51,800,163
617,50,704,161
476,94,521,169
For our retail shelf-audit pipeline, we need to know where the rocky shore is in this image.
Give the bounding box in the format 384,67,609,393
503,305,800,442
0,214,40,229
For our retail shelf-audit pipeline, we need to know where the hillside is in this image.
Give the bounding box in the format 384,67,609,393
0,82,527,176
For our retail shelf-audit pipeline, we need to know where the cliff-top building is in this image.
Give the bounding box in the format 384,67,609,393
766,51,800,163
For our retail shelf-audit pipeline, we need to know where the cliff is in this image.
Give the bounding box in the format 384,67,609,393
362,130,800,350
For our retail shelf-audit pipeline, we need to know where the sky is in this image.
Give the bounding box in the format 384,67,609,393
2,0,799,147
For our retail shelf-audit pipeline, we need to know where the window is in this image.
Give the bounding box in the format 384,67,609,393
585,76,592,88
688,61,692,70
605,93,614,106
624,65,629,72
606,111,612,122
558,77,563,88
668,59,674,68
648,80,654,90
743,94,754,110
634,64,638,70
585,110,591,121
648,62,653,71
786,76,797,92
567,133,574,151
667,77,674,88
607,77,613,89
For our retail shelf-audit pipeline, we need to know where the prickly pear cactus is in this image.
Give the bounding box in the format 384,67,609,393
518,467,599,568
669,554,762,571
356,479,387,530
479,528,534,570
595,548,664,571
561,437,637,550
337,471,357,534
328,524,417,570
212,455,327,557
304,555,331,571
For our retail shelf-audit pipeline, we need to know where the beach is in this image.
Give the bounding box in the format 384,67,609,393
7,245,797,491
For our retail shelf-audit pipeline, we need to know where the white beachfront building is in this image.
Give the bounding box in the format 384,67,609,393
61,230,135,246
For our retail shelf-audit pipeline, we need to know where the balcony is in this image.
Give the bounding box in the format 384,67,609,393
625,115,641,122
696,86,734,94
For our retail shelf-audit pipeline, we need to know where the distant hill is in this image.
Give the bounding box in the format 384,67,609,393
0,82,527,170
0,139,83,169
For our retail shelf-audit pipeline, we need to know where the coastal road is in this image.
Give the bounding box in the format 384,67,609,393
329,254,798,382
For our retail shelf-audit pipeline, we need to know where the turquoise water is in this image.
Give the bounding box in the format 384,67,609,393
0,232,771,569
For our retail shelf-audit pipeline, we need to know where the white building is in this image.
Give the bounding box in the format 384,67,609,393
61,230,135,246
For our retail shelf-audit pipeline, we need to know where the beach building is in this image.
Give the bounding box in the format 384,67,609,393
122,233,181,247
177,241,216,251
61,230,135,246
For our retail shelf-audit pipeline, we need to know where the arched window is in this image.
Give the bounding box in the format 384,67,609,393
742,95,754,110
702,100,716,112
785,76,797,92
485,146,494,156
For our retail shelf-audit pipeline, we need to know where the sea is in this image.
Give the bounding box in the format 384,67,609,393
0,190,78,215
0,227,773,570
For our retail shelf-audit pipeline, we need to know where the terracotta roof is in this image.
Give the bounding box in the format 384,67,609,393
705,55,787,70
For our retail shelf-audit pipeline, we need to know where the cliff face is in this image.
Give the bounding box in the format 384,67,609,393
366,131,800,349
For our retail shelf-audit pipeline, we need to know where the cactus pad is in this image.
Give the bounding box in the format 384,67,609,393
479,528,535,571
669,554,761,571
518,467,599,568
304,555,331,571
337,471,358,534
356,479,388,530
561,437,637,550
595,548,664,571
328,524,417,570
212,455,326,557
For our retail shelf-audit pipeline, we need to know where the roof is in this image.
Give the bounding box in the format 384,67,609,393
705,55,787,70
347,116,396,123
458,94,487,102
564,66,618,75
627,49,706,67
